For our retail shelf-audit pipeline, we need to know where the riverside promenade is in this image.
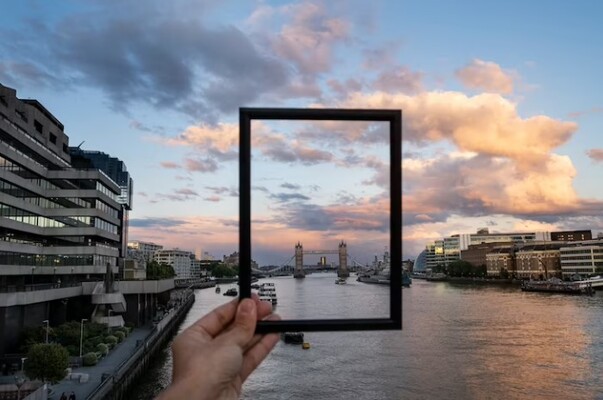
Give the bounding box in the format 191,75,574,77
49,327,153,400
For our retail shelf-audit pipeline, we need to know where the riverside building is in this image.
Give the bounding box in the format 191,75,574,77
560,240,603,279
0,83,173,359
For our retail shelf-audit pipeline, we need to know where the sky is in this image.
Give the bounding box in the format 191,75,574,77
1,0,602,266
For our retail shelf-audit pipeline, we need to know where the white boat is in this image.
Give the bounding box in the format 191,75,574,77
258,282,277,305
335,278,347,285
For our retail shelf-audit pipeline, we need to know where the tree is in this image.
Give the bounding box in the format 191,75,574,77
447,260,473,277
211,264,237,278
147,261,176,280
25,343,69,383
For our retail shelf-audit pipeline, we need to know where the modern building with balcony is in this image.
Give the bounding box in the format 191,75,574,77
0,83,173,359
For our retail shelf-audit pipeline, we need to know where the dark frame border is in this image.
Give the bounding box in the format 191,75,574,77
239,107,402,333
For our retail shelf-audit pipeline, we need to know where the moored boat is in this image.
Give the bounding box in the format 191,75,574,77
223,288,238,296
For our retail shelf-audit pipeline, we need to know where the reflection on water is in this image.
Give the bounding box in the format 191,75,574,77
134,274,603,400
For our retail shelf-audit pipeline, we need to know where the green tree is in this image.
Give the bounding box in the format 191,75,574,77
146,261,176,280
211,264,237,278
25,344,69,383
447,260,473,277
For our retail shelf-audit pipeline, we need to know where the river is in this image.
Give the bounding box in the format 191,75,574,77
134,273,603,399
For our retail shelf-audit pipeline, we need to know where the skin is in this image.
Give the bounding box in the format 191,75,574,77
157,294,280,400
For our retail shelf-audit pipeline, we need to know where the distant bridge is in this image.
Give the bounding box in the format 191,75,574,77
251,242,369,277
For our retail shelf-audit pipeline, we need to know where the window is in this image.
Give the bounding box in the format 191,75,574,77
63,143,68,153
34,120,43,134
49,133,57,144
15,109,28,122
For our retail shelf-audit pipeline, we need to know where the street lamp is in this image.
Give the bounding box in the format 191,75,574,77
107,310,113,333
20,357,26,372
14,375,25,400
79,318,88,358
42,320,49,344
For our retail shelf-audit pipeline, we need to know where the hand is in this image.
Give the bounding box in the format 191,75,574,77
157,294,280,400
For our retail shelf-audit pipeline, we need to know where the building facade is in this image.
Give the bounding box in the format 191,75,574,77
485,247,515,277
0,83,173,359
514,244,563,280
560,241,603,279
154,249,197,281
462,242,512,268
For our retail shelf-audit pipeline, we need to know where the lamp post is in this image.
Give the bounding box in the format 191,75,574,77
20,357,26,372
14,375,25,400
107,310,113,333
42,320,49,344
79,318,88,358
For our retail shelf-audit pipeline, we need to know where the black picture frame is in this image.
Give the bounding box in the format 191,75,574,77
239,107,402,333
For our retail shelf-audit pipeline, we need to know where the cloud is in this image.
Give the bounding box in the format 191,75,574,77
587,149,603,162
372,67,423,94
280,183,301,190
130,217,187,228
204,195,221,202
339,91,577,169
2,1,290,118
149,187,199,202
567,107,603,119
160,161,181,169
206,186,238,197
401,152,603,223
455,59,515,94
183,157,218,173
327,78,363,99
270,192,311,202
268,2,350,76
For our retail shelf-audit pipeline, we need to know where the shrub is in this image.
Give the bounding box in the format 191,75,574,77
114,331,125,343
88,335,104,347
25,344,69,383
105,335,118,346
96,343,109,356
65,345,79,357
82,352,98,366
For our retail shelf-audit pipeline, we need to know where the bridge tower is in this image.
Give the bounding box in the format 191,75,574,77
338,241,349,278
294,242,305,278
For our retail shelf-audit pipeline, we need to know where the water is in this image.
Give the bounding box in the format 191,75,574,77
134,274,603,399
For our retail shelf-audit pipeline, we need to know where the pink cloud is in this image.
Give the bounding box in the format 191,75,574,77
372,67,423,94
587,149,603,162
160,161,181,169
455,59,515,94
270,2,350,75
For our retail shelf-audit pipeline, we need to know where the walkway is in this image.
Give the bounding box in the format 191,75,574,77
48,326,153,400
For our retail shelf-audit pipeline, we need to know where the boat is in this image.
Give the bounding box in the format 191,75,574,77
215,285,221,294
425,273,448,282
251,283,261,290
258,283,277,305
223,288,238,296
520,278,583,294
335,278,347,285
281,332,304,344
356,249,412,287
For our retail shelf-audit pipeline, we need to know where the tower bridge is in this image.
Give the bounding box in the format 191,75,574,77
251,242,368,277
294,241,349,279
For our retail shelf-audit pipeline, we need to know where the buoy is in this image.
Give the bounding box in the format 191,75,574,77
302,342,310,350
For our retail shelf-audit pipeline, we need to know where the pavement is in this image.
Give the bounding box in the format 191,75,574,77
43,326,152,400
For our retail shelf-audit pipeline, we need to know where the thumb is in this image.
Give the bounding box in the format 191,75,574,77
218,298,257,348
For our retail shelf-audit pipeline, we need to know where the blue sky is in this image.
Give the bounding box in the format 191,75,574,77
1,0,602,265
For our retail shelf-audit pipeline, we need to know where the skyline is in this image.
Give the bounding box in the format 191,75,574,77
1,0,602,265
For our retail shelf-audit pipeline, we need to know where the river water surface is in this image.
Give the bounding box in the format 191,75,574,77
135,273,603,399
